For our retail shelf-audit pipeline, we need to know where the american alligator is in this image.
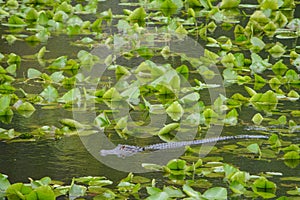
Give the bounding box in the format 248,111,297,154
100,135,269,157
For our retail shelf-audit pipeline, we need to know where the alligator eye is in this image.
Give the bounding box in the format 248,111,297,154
121,145,125,149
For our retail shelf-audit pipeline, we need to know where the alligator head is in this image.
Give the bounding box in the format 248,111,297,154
100,144,144,158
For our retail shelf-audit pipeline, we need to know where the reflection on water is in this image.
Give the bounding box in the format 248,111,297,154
0,136,127,183
0,106,72,132
0,129,298,197
0,1,299,198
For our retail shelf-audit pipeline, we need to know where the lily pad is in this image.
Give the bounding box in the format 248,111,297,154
247,143,261,155
252,177,276,198
160,0,178,16
284,151,300,160
166,159,186,171
250,37,265,52
202,187,227,200
268,43,286,58
252,113,264,125
260,0,281,10
58,88,81,103
129,7,147,26
60,118,84,129
250,90,278,112
15,102,36,118
40,85,59,103
158,123,180,135
28,68,42,79
166,101,184,121
5,15,27,27
272,60,288,76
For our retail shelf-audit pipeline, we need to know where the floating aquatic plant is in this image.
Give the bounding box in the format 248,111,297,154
0,0,299,198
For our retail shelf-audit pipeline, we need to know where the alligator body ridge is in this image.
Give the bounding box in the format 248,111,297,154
100,134,269,158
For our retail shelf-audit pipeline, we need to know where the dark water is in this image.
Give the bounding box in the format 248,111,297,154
0,127,298,197
0,1,299,198
0,136,130,183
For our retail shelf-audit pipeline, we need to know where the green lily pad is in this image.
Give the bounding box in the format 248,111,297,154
136,47,154,59
269,77,281,91
50,71,64,83
37,11,49,25
25,8,38,22
230,181,247,194
287,187,300,196
94,113,111,128
282,144,300,152
250,90,278,112
185,0,202,8
114,116,128,131
203,108,219,119
34,185,56,200
0,95,11,111
268,43,286,58
0,173,11,194
74,176,112,187
220,0,240,9
284,151,300,160
7,53,21,67
166,101,184,121
16,102,36,118
60,118,84,129
264,21,277,36
102,87,122,101
260,0,281,10
129,7,147,26
252,113,264,125
274,11,288,27
180,92,200,104
58,88,81,103
202,187,227,200
40,85,59,103
175,24,188,37
249,53,271,74
176,65,189,79
69,181,87,199
5,15,27,27
167,159,186,170
115,65,130,77
48,56,68,69
91,18,103,32
247,143,261,155
287,90,299,100
290,110,300,117
272,60,288,76
0,108,13,119
0,84,16,94
4,35,17,45
120,85,140,105
223,68,237,82
28,68,42,79
250,37,265,52
146,186,184,199
252,177,276,198
182,184,201,198
234,53,244,67
160,0,178,16
6,183,32,200
158,123,180,135
284,159,299,168
221,53,235,68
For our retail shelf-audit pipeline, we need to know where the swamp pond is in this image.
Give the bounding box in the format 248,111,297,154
0,0,300,199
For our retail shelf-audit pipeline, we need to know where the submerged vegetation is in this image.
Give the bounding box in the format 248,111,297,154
0,0,300,199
